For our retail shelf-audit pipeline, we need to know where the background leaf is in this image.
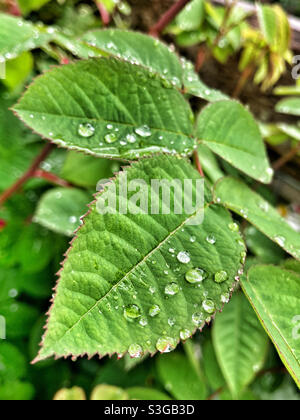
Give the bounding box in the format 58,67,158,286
214,177,300,260
34,188,91,236
196,101,273,183
242,265,300,388
212,292,269,398
157,352,206,400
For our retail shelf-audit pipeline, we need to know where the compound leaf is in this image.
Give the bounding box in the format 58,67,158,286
35,155,245,362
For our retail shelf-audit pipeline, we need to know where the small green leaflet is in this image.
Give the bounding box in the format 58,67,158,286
34,188,91,236
0,13,54,61
212,292,269,398
196,101,273,183
34,155,245,362
14,57,195,159
276,98,300,117
242,265,300,388
214,177,300,260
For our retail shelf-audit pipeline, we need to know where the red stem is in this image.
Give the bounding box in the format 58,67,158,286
149,0,192,37
193,151,205,177
6,0,21,16
34,169,72,188
0,144,54,207
95,1,110,26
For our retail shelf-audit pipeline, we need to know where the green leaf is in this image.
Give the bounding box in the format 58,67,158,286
34,188,91,236
212,292,269,398
245,226,285,264
0,301,39,339
61,152,117,188
15,224,55,273
0,342,27,381
17,0,52,15
14,57,195,159
81,29,183,90
242,265,300,388
126,387,171,401
196,101,273,183
0,381,35,400
78,30,225,103
35,155,245,362
257,4,291,54
0,13,53,61
214,177,300,260
276,98,300,116
172,0,205,32
182,59,228,102
2,51,33,91
157,352,207,400
281,259,300,275
277,123,300,142
202,338,225,390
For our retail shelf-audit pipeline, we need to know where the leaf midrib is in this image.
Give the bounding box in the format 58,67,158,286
52,202,211,346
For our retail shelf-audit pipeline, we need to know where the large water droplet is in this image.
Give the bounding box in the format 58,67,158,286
180,329,191,340
192,312,204,326
185,268,207,284
156,337,176,353
275,236,286,247
206,235,216,245
165,282,180,296
149,304,160,317
126,133,137,144
177,251,190,264
105,133,117,144
221,293,230,304
78,123,95,138
214,271,228,284
128,344,143,358
202,299,215,314
229,223,239,232
124,304,141,319
135,125,152,138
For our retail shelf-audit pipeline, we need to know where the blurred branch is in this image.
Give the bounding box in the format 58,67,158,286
273,143,300,171
94,1,110,26
5,0,21,16
0,144,54,207
34,169,72,188
149,0,192,37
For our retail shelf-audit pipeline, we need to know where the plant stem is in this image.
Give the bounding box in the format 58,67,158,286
0,144,54,207
272,143,300,171
193,151,205,177
95,1,110,26
5,0,21,16
232,64,254,98
149,0,192,37
34,169,72,188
